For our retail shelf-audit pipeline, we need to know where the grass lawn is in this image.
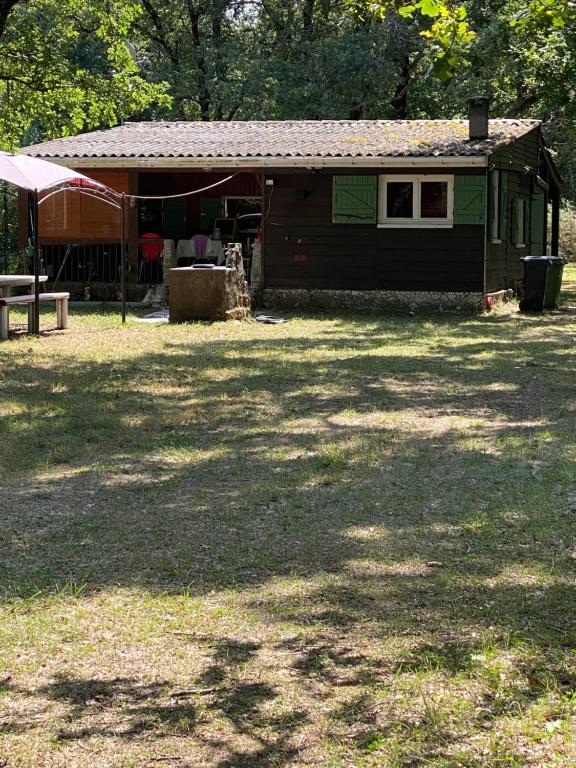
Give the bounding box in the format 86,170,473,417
1,267,575,767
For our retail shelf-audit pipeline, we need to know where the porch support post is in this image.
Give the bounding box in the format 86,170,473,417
120,192,127,323
33,189,40,335
128,171,139,276
550,188,560,257
260,172,267,289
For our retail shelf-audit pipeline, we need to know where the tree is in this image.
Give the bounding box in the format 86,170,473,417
0,0,170,149
348,0,576,80
133,0,264,121
344,0,576,201
347,0,476,80
132,0,419,120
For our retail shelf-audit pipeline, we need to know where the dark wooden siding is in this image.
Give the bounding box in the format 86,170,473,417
486,127,543,292
263,171,485,292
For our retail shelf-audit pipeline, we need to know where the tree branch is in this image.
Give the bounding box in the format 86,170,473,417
137,0,180,67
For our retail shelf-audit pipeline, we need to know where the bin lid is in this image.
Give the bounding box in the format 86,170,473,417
521,256,565,264
170,266,230,272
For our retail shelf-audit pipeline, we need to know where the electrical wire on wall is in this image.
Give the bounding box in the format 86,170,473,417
127,173,239,201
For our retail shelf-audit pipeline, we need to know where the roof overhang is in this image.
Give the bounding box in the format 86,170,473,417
30,155,489,171
542,148,563,192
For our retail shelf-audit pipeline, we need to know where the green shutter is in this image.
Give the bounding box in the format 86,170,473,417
530,191,546,255
489,171,497,235
499,172,509,241
332,176,377,224
511,198,519,245
453,175,486,225
524,198,530,247
162,199,187,240
200,197,223,234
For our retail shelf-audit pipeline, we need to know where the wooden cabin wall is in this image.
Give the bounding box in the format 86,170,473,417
486,127,542,292
262,170,485,292
39,171,130,242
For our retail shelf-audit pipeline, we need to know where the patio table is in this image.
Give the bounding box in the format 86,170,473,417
0,274,48,292
0,275,49,338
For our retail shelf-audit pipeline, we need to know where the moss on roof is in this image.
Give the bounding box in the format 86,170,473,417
21,119,541,161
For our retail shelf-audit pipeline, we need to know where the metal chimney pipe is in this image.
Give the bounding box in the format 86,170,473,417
468,96,490,140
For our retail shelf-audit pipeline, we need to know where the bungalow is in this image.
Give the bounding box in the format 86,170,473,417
20,98,562,311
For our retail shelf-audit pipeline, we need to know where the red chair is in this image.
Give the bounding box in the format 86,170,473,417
139,233,163,281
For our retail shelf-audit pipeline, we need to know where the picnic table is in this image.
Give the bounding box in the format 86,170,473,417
0,275,69,339
0,274,48,291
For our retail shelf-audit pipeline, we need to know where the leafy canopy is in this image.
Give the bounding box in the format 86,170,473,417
348,0,575,79
0,0,170,149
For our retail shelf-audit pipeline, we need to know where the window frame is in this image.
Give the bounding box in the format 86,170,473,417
224,196,262,218
378,174,454,229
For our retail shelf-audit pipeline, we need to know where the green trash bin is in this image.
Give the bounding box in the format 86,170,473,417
544,256,564,309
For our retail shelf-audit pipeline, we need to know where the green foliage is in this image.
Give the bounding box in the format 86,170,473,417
0,0,171,149
1,0,575,206
0,185,19,273
350,0,576,79
553,201,576,262
132,0,405,121
347,0,476,80
510,0,576,30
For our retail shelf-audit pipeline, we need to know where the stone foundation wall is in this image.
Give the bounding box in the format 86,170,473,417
263,288,485,313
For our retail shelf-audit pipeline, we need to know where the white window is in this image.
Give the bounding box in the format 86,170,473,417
514,199,526,248
378,175,453,228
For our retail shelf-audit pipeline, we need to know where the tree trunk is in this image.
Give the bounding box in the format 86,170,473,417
303,0,314,35
391,52,411,119
0,0,20,38
138,0,180,68
186,2,211,120
507,91,540,118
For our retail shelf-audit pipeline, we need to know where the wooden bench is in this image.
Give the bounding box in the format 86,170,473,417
0,292,70,339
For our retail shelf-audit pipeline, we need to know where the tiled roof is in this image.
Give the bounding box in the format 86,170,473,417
21,119,540,160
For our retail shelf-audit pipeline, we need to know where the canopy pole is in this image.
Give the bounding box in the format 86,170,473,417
2,181,8,273
551,189,560,257
33,188,40,335
120,192,126,324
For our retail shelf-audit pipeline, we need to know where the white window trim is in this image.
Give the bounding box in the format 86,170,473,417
515,199,526,248
378,174,454,228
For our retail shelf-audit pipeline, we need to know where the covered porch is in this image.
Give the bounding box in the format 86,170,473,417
22,169,263,300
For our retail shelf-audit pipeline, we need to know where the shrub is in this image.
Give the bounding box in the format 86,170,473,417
559,201,576,262
548,201,576,262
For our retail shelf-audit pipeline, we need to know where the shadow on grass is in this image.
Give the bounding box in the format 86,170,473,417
6,664,306,767
0,309,575,764
0,313,574,595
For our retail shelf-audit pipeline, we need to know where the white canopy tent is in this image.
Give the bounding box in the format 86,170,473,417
0,153,127,332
